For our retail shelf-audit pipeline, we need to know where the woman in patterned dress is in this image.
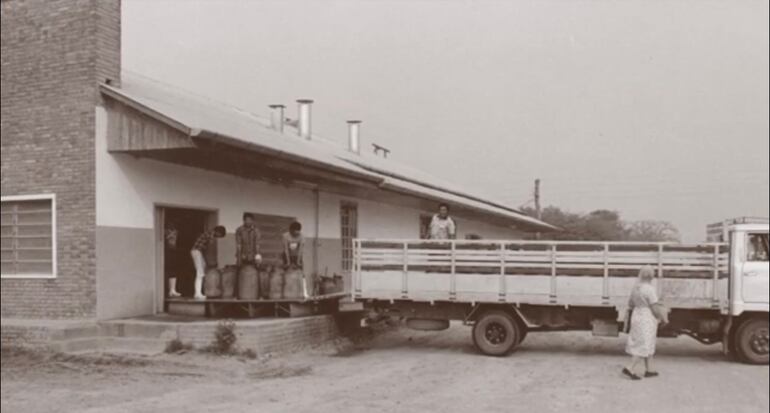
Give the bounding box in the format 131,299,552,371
623,266,669,380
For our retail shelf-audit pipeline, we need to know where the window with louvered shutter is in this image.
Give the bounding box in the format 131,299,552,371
1,195,56,278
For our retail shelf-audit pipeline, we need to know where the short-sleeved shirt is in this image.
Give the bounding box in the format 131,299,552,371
283,232,304,259
429,214,456,240
192,230,216,252
235,224,261,260
629,283,658,309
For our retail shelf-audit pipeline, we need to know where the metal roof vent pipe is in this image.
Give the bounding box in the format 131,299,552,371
347,120,361,154
268,104,285,133
297,99,313,140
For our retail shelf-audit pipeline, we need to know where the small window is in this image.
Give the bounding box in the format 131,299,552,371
746,233,769,262
1,194,56,278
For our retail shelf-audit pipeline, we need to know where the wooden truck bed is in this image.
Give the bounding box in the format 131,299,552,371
353,239,730,311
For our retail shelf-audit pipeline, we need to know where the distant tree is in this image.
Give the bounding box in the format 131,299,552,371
523,206,680,242
626,220,681,242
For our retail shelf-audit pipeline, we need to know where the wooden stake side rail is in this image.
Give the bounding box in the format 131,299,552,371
353,239,730,310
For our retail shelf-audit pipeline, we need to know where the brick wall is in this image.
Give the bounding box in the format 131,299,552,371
0,0,121,319
175,316,341,354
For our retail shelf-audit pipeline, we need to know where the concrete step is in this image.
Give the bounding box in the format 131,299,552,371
168,301,206,317
100,321,178,340
61,337,168,356
52,337,103,353
98,337,168,356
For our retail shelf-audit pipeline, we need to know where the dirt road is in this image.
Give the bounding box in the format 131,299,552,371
2,324,768,413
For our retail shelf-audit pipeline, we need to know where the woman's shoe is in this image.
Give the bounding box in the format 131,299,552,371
644,371,659,378
168,291,181,298
622,368,642,380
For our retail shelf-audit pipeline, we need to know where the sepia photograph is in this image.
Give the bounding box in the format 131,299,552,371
1,1,768,412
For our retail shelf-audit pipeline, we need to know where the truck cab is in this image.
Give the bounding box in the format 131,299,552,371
707,219,769,316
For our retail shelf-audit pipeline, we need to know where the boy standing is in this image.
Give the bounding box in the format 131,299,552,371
429,203,457,240
236,213,262,266
282,221,304,269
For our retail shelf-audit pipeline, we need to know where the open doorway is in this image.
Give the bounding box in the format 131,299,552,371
156,206,218,311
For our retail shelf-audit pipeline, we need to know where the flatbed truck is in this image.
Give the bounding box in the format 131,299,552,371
351,218,769,364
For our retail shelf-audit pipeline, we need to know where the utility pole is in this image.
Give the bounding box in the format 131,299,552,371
534,178,542,220
534,179,542,239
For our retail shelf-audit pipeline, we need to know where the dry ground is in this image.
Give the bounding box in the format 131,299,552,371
2,323,768,413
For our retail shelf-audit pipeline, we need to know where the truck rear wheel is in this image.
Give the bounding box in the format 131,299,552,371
735,318,769,365
472,310,520,356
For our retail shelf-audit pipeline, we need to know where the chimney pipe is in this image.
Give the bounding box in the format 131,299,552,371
268,104,285,132
297,99,313,140
347,120,361,154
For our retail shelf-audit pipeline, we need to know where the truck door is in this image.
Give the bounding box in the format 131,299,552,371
742,232,770,304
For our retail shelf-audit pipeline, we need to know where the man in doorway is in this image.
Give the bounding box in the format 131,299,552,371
282,221,305,269
164,222,182,298
429,203,457,240
190,225,226,300
236,213,262,267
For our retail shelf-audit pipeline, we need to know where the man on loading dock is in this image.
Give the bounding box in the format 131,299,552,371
236,213,262,267
282,221,305,269
428,203,457,240
190,225,226,300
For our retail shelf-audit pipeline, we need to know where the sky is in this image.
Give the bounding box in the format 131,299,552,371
122,0,769,242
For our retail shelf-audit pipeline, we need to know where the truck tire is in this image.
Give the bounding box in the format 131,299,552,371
735,318,770,365
472,310,520,357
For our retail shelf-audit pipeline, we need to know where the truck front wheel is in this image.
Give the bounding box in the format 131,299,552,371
735,318,770,365
472,310,520,357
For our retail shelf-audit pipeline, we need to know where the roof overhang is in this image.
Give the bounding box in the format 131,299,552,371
100,83,559,233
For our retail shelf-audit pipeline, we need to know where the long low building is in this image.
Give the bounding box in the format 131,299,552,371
0,0,555,322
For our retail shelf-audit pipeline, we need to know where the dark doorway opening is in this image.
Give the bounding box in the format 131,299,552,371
161,207,217,300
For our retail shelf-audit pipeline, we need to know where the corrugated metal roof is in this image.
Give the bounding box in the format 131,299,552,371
100,73,557,232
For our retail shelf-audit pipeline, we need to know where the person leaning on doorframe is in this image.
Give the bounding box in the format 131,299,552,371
236,213,262,267
190,225,226,300
428,203,457,240
164,222,182,298
622,265,669,380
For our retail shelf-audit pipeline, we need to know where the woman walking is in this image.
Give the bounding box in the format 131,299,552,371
623,265,669,380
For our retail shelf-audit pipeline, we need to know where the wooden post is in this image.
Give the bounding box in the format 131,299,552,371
535,179,542,240
549,244,557,303
449,241,457,300
657,243,664,297
712,244,720,305
401,242,409,298
602,243,609,302
499,243,506,302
